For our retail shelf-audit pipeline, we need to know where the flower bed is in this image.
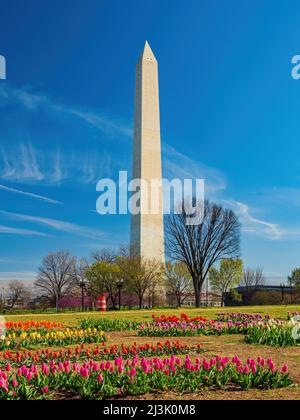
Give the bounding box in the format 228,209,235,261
245,320,300,347
0,355,293,399
217,313,271,322
0,328,106,351
152,314,209,323
3,321,64,333
78,318,140,332
0,341,202,367
137,321,254,337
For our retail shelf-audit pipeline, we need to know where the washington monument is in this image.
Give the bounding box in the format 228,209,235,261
130,41,165,264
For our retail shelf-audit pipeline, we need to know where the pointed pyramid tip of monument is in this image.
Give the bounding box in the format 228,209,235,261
139,40,157,62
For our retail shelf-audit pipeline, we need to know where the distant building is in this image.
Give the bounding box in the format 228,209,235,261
225,284,295,306
236,285,292,294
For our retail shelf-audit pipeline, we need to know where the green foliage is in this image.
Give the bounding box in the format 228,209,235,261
117,250,164,308
288,268,300,289
78,318,140,332
209,259,243,305
229,288,243,304
245,321,300,347
85,261,121,307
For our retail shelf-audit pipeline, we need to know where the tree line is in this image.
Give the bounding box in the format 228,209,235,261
2,199,299,312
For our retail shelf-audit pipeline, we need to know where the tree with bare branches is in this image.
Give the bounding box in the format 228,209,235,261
7,280,31,310
91,249,116,264
165,262,193,307
117,245,164,309
34,250,76,312
166,199,240,307
240,268,265,304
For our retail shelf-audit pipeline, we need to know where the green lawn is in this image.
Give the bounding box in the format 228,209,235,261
3,305,300,326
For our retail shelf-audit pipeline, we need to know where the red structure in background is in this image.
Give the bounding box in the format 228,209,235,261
96,296,106,311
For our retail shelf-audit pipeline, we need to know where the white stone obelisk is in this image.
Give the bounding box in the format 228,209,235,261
130,41,165,265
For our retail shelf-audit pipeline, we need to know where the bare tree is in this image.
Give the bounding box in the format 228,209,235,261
117,245,164,309
165,262,193,307
7,280,31,310
0,286,7,314
86,249,120,308
166,199,240,307
146,278,160,309
240,268,265,304
72,259,89,289
91,249,116,264
34,250,76,312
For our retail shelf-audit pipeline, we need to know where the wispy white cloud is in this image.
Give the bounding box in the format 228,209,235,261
0,143,44,183
0,142,113,185
0,183,62,205
64,108,133,138
0,210,104,240
0,84,130,185
163,144,227,194
224,200,284,240
0,84,132,138
0,225,51,237
0,271,36,284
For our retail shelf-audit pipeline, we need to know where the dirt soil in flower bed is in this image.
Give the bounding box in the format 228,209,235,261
104,331,300,400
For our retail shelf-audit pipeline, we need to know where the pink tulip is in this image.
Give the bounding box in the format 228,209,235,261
80,368,89,378
93,363,99,372
244,366,250,375
12,379,18,388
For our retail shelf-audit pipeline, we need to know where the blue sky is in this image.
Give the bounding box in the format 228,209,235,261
0,0,300,285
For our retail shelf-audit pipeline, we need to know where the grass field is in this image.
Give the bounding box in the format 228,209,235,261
3,305,300,326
